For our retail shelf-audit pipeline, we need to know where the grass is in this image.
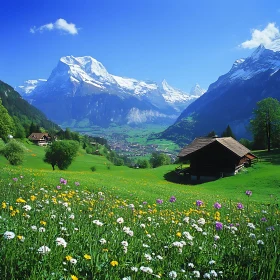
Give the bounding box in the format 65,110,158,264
0,142,279,279
0,142,280,206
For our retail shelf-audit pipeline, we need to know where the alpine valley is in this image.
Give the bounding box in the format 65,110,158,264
158,45,280,146
16,56,205,128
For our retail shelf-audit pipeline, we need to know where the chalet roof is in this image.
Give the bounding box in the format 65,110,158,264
178,137,252,158
28,133,49,140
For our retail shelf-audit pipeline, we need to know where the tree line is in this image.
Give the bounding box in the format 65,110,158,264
1,97,280,170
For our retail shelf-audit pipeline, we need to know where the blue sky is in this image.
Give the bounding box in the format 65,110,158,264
1,0,280,92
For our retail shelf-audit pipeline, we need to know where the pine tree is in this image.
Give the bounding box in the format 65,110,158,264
221,125,235,139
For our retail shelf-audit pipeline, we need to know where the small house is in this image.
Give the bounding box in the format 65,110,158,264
177,137,257,180
28,133,51,146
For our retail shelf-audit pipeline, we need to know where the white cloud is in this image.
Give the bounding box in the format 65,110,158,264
30,18,78,35
240,23,280,49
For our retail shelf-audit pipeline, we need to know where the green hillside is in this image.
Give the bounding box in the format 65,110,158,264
0,80,59,132
1,141,279,205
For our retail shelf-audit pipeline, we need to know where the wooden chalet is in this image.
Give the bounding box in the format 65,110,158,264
28,133,51,146
177,137,257,180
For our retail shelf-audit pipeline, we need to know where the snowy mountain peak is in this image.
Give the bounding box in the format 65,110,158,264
250,44,267,61
209,44,280,87
15,79,47,96
17,55,205,126
161,79,176,92
59,55,114,84
189,83,206,96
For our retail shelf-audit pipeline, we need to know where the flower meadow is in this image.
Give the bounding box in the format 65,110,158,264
0,176,279,280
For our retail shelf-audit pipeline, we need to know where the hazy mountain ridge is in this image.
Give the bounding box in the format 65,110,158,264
159,45,280,145
16,55,205,127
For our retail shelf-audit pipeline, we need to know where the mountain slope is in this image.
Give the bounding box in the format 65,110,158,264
159,45,280,145
18,56,205,127
0,80,59,132
15,79,47,96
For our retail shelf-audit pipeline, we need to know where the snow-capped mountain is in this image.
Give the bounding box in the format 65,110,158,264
209,45,280,92
189,83,206,96
160,45,280,145
15,79,47,96
18,55,204,127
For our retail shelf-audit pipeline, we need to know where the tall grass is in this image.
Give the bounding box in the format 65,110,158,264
0,174,279,279
0,145,280,279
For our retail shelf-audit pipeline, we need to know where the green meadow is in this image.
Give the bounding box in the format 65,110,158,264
0,142,279,279
1,142,279,205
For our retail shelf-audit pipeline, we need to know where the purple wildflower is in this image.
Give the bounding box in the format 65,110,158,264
261,217,267,222
56,185,61,190
245,190,252,196
142,201,148,205
60,178,67,185
12,178,18,182
214,202,222,209
169,196,176,203
215,222,223,231
196,200,203,207
237,203,244,210
75,182,80,186
156,199,163,204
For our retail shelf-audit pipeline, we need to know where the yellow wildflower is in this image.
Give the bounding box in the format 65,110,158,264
214,211,221,221
2,202,7,209
16,198,26,203
9,206,13,211
110,260,118,266
66,255,72,261
40,221,47,226
11,211,17,216
176,232,182,238
84,254,91,260
30,195,36,201
71,275,78,280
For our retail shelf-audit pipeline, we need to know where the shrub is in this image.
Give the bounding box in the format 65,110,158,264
85,146,93,154
137,159,150,168
90,166,96,172
0,140,24,165
149,152,171,168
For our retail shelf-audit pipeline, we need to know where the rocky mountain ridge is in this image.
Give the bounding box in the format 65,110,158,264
17,56,205,127
159,45,280,145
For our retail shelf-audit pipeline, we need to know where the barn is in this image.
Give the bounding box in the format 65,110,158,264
177,137,257,180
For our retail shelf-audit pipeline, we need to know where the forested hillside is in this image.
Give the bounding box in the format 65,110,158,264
0,80,59,136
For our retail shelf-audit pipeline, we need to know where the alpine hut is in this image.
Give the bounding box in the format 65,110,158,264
28,133,51,146
177,137,257,180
